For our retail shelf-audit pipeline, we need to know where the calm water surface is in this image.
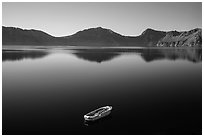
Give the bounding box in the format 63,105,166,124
2,47,202,135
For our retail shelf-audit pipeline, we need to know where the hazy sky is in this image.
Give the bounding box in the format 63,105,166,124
2,2,202,37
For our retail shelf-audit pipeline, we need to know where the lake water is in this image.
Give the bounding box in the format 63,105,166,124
2,47,202,135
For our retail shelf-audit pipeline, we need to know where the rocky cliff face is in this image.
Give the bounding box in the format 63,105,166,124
157,28,202,47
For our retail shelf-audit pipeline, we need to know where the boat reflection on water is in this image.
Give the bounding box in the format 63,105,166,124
84,114,113,126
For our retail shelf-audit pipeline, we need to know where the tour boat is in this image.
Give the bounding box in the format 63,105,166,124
84,106,112,121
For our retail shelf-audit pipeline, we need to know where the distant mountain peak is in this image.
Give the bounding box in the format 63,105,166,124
141,28,162,35
80,27,114,32
95,26,104,29
146,28,155,31
166,30,181,36
71,26,122,38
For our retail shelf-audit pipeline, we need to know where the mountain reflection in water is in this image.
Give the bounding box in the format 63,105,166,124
2,48,202,63
2,50,49,62
140,48,202,63
73,52,120,63
72,48,202,63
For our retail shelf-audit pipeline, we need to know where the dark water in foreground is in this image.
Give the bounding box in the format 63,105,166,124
2,47,202,135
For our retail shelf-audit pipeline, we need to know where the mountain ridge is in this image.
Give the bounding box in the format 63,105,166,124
2,26,202,47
